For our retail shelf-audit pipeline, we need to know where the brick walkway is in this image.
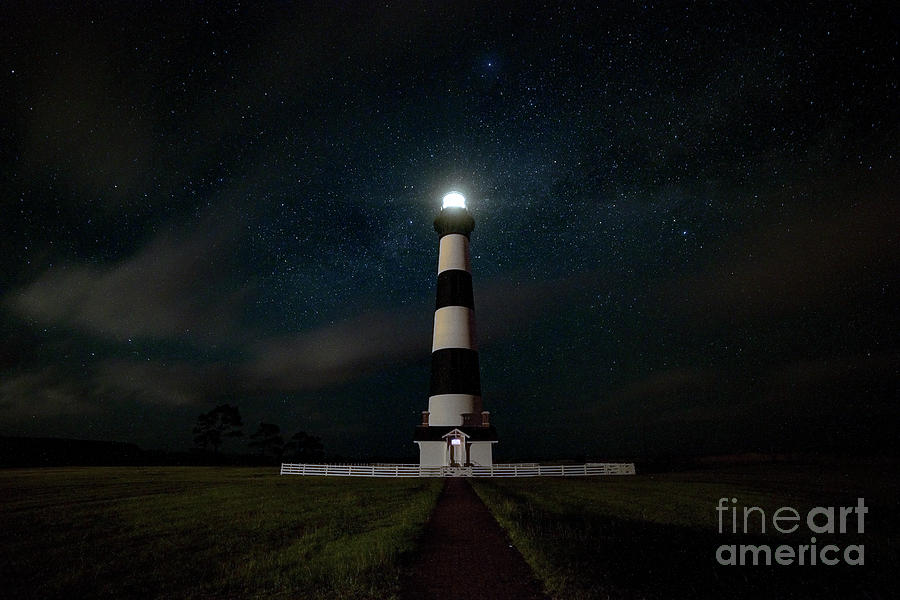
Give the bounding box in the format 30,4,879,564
400,478,549,600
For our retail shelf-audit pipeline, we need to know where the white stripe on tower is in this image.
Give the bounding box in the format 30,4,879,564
426,394,476,425
437,234,471,273
432,306,477,352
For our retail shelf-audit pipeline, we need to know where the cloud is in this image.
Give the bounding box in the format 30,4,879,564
245,310,431,390
596,353,899,447
663,193,899,321
14,27,157,210
0,367,100,421
93,360,234,407
764,353,899,388
243,273,586,391
4,242,586,403
0,358,235,427
612,367,719,403
0,359,230,424
4,216,245,343
476,274,586,343
599,366,743,428
4,204,608,405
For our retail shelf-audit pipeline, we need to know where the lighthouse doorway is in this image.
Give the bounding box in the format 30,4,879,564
446,432,469,467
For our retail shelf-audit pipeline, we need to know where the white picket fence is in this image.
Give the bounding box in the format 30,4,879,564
279,462,635,477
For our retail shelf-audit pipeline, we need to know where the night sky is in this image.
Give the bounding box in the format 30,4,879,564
1,1,897,460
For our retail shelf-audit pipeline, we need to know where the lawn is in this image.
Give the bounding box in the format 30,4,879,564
471,462,898,599
0,467,442,599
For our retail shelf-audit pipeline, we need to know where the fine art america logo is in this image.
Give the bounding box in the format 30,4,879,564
715,497,867,566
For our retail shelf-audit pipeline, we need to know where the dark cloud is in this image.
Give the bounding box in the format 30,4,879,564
19,41,155,208
245,310,431,391
765,353,899,389
4,212,245,343
244,274,581,391
477,274,589,344
663,172,899,322
584,352,900,455
611,367,720,405
0,367,98,421
93,359,234,408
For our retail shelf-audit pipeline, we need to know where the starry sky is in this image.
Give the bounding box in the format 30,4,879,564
1,1,897,460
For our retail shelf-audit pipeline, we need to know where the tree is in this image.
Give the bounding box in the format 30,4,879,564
192,404,243,454
283,431,324,462
248,422,284,460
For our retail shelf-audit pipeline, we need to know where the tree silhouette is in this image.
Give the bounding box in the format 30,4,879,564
283,431,324,462
248,422,284,460
192,404,243,454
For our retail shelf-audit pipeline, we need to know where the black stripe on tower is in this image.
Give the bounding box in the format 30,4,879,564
430,348,482,396
435,270,474,310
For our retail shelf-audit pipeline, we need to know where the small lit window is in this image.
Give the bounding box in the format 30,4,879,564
450,438,462,446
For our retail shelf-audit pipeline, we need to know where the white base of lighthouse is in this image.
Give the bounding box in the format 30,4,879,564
416,442,447,467
467,442,494,466
414,427,497,467
415,441,495,467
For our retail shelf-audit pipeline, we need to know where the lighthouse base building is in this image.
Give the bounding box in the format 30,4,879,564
414,192,498,468
414,425,497,468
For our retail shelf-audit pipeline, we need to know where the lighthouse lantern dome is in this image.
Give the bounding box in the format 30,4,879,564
442,191,466,209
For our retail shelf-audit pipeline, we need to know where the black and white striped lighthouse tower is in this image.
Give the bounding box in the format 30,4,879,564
414,191,498,468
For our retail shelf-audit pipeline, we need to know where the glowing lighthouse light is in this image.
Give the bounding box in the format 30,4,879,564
442,191,466,209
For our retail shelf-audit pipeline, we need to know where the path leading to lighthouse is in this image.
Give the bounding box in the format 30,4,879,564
400,478,550,600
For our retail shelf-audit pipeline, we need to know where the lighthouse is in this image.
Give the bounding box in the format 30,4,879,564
414,191,498,467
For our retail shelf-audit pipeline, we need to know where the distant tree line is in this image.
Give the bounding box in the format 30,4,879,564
192,404,324,463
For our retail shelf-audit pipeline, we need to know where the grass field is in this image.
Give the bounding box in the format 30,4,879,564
0,467,442,599
472,462,899,599
4,463,896,599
